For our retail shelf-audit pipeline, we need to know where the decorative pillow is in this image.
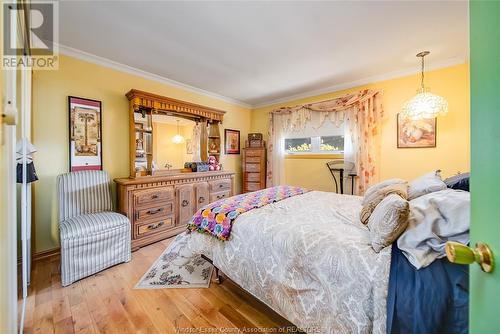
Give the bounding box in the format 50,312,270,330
362,178,407,205
444,172,470,192
360,182,408,225
408,170,447,200
368,194,410,253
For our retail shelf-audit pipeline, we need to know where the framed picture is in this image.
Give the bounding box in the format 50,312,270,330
224,129,240,154
68,96,103,171
397,113,437,148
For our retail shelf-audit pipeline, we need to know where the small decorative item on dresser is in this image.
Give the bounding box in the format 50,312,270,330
184,162,209,172
208,155,222,171
248,133,264,148
224,129,240,154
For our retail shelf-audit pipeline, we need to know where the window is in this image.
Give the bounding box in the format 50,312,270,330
285,137,312,153
284,118,345,155
320,135,344,152
285,136,344,154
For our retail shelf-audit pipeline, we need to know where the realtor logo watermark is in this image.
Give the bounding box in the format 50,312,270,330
2,1,59,69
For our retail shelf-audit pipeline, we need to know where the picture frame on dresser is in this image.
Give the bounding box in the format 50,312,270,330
224,129,240,154
68,96,103,171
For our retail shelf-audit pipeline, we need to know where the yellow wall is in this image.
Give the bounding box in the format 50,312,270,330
251,64,470,191
32,55,251,252
32,57,469,252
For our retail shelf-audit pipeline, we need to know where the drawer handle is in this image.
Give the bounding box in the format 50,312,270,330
198,196,205,204
182,199,189,207
147,208,163,215
151,194,159,199
147,221,164,230
217,194,226,199
219,184,224,188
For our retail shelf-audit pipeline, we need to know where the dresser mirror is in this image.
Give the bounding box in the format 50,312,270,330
134,112,198,173
127,89,225,177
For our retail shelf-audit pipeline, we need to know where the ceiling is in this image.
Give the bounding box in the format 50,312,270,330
58,1,468,107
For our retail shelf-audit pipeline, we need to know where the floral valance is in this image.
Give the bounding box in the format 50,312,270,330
272,89,381,114
270,89,383,132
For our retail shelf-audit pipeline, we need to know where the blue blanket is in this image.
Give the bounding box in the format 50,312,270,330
387,244,469,334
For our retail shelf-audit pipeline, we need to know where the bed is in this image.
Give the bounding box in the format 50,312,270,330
185,187,469,334
186,191,391,333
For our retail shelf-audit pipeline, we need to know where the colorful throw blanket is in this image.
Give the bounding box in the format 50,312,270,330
187,185,308,241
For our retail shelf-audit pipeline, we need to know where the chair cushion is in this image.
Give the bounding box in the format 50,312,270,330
60,212,129,240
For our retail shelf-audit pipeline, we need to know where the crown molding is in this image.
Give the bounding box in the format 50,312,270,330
57,43,253,109
252,56,467,109
57,43,466,111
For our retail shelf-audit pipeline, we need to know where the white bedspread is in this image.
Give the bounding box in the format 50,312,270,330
185,191,392,334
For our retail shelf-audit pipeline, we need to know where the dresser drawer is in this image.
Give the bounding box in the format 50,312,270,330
135,202,173,221
246,173,261,182
245,182,262,192
245,149,263,157
133,187,174,207
135,216,174,238
208,179,232,192
245,156,261,163
245,163,260,172
210,191,231,203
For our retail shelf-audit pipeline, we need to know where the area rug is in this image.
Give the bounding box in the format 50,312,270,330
135,232,214,289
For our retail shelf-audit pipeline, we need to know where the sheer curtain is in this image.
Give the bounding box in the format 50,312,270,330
267,114,286,186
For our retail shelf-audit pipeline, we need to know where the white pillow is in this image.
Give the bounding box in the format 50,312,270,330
363,178,407,205
408,170,447,200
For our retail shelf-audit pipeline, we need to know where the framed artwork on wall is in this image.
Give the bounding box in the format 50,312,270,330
224,129,240,154
397,113,437,148
68,96,103,171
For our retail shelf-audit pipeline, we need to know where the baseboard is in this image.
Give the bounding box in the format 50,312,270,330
17,247,61,267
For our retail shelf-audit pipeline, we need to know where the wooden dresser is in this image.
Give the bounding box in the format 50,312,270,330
115,171,234,250
242,147,266,192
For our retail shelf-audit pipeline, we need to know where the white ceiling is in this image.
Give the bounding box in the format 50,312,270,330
58,1,468,107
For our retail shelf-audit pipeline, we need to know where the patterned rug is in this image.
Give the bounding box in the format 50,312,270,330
135,232,214,289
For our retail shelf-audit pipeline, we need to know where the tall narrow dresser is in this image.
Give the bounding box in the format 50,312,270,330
242,147,266,193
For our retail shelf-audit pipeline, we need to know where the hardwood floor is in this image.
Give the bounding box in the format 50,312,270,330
19,238,299,334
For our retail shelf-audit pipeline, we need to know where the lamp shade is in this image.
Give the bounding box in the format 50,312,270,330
401,89,448,120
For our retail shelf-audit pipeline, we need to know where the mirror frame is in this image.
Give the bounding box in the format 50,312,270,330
126,89,226,178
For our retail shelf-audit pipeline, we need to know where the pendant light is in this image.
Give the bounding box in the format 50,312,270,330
401,51,448,120
172,120,184,144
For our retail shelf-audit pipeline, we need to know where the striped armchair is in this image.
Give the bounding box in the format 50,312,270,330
57,170,131,286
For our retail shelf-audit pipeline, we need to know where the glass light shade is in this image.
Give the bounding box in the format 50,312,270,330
401,89,448,120
172,134,184,144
